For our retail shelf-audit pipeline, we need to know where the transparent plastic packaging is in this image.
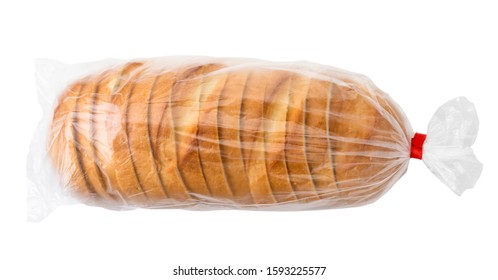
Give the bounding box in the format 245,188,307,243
27,57,483,221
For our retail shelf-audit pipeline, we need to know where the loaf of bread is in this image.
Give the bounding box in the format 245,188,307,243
49,58,411,210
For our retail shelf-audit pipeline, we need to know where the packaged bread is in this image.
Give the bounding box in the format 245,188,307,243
28,57,483,220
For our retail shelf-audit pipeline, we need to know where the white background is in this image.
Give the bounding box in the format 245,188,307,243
1,0,497,279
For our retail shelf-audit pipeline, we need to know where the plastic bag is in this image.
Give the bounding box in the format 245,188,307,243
27,56,483,221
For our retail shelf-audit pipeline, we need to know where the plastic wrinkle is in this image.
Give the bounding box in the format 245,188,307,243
423,97,482,195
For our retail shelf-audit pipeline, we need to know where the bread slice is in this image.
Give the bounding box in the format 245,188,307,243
127,69,169,201
263,70,297,202
285,73,319,201
305,77,339,202
75,74,116,201
152,69,191,202
50,81,93,199
108,65,148,204
171,65,211,198
240,70,276,204
197,65,234,200
218,70,253,204
93,63,142,203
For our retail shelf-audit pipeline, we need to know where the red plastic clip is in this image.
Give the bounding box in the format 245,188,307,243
410,133,427,160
